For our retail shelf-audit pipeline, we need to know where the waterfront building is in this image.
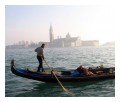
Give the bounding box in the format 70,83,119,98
81,40,99,47
6,24,100,49
49,25,81,47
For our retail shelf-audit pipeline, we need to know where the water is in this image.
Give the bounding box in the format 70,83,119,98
5,47,115,97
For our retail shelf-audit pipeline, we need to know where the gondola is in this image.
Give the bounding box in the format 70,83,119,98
11,60,115,83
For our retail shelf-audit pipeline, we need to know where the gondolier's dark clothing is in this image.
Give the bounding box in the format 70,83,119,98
37,55,44,72
35,47,45,72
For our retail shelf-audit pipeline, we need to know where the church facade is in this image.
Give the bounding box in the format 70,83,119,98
49,25,81,47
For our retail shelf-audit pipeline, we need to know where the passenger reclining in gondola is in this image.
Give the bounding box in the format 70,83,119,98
77,65,94,76
71,65,94,77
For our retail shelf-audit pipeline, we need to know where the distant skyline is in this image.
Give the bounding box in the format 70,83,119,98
5,5,114,45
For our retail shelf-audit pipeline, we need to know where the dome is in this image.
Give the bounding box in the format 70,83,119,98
66,33,71,38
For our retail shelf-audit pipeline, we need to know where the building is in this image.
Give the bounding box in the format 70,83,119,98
81,40,99,47
6,24,99,49
49,25,81,47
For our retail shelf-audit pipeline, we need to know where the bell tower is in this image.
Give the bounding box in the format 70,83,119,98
49,24,54,43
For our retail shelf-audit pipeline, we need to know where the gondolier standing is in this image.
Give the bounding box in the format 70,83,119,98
35,43,45,72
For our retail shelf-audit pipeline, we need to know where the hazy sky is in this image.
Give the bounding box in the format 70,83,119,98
5,5,114,45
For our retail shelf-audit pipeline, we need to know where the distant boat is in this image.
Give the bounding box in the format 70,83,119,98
11,60,115,83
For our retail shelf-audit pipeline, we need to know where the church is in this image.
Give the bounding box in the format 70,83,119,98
49,24,81,47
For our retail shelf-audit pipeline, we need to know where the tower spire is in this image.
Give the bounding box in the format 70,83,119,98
49,24,54,43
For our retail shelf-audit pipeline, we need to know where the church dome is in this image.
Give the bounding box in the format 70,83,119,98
66,33,71,38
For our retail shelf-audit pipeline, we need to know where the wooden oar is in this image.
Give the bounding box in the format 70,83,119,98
43,59,67,92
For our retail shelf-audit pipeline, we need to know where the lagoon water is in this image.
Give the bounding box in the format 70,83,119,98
5,47,115,97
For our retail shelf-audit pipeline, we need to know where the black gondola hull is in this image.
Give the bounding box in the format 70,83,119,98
11,60,115,83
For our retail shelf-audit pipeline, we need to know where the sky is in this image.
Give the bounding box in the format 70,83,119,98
5,5,114,45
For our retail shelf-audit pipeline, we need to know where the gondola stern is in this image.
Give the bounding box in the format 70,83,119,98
11,59,16,73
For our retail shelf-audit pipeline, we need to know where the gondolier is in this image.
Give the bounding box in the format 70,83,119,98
35,43,45,72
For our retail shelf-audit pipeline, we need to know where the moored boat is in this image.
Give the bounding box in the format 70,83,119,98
11,60,115,83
